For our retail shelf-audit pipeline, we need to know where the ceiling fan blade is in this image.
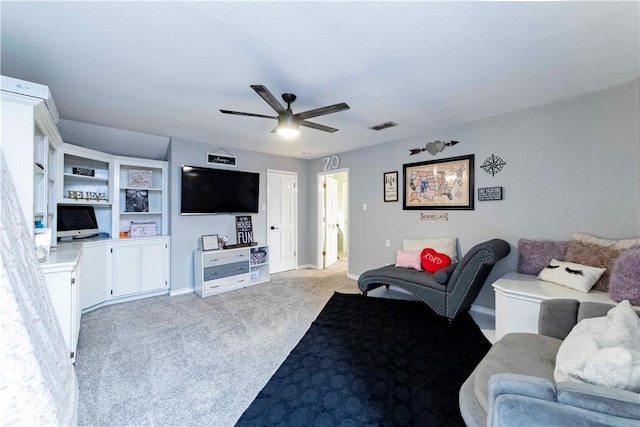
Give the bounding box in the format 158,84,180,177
299,120,339,133
294,103,350,120
219,109,277,119
250,85,286,114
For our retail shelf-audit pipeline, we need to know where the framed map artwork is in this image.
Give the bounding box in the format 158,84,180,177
403,154,474,210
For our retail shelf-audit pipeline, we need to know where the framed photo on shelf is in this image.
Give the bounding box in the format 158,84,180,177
403,154,474,210
383,171,398,202
128,169,153,188
202,234,220,251
125,189,149,212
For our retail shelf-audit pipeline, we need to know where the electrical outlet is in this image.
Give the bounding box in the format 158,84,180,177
385,239,390,247
362,203,367,211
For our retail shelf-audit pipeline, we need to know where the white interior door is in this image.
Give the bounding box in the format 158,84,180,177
324,176,338,268
267,170,297,273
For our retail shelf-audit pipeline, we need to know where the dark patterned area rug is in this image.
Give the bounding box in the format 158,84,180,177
236,292,491,427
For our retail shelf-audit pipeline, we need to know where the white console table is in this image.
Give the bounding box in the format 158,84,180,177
493,271,617,340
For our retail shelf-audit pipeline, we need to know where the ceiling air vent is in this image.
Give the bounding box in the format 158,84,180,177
369,121,398,131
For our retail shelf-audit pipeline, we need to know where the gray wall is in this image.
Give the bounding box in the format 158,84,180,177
60,80,640,310
168,137,309,293
308,80,640,309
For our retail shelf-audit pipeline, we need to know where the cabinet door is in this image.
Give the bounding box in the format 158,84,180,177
79,244,109,310
111,243,141,296
42,270,73,357
140,241,168,292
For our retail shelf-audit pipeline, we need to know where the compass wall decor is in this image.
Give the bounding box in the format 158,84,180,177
481,154,506,176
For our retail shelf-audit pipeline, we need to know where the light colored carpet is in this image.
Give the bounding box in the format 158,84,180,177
75,260,359,426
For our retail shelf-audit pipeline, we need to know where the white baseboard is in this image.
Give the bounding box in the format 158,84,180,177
170,287,194,297
347,273,359,281
296,264,316,270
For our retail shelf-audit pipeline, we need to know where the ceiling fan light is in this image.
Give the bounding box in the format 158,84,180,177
277,126,300,138
277,114,300,138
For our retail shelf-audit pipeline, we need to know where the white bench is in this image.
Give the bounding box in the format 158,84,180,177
492,271,617,340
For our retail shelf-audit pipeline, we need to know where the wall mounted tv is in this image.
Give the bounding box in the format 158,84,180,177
181,165,260,215
57,205,100,240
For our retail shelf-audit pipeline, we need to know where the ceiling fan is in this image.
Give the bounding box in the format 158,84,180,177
220,85,350,138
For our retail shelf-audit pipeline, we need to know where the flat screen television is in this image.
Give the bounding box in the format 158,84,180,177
181,165,260,214
57,205,100,240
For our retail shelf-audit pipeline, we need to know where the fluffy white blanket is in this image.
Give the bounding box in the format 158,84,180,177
554,300,640,392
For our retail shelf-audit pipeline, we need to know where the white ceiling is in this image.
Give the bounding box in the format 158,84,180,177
2,1,638,160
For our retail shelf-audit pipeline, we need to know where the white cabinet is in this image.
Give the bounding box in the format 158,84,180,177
113,157,168,238
1,91,62,238
493,271,620,340
110,237,170,297
41,245,82,362
78,243,109,310
194,245,270,297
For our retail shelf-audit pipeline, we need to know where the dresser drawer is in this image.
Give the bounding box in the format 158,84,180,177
202,249,250,268
202,274,250,296
203,261,250,282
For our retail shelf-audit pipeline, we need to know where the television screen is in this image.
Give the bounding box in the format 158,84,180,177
57,205,100,240
181,166,260,214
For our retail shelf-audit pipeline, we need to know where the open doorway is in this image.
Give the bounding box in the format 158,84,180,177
317,169,349,272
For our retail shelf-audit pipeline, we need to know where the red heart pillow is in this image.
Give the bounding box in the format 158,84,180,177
421,248,452,273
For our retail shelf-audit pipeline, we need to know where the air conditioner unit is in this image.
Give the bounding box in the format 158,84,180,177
1,75,59,122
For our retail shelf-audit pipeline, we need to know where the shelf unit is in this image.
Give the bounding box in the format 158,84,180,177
57,145,112,206
250,245,270,284
113,157,168,238
1,90,62,241
56,144,168,239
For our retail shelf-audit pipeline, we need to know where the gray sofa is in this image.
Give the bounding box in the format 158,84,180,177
358,239,510,320
460,299,640,426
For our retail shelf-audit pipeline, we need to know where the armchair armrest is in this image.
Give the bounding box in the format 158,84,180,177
445,239,510,318
556,382,640,420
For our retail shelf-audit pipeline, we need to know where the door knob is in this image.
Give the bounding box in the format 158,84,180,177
270,226,279,230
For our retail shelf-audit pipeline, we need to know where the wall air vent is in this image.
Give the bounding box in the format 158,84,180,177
369,121,398,131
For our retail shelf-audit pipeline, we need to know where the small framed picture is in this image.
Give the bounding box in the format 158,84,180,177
202,234,219,251
384,171,398,202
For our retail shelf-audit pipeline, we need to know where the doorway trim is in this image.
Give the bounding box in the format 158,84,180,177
316,168,349,272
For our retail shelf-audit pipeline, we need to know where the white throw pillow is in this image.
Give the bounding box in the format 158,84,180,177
403,237,458,263
554,300,640,392
537,259,605,293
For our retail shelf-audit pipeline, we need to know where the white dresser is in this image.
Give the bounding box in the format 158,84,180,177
492,271,617,340
194,245,270,298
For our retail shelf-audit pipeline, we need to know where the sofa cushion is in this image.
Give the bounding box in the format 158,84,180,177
564,240,621,292
395,249,422,270
537,259,605,293
403,237,458,263
609,248,640,306
517,239,569,275
473,333,562,413
554,300,640,392
420,248,451,273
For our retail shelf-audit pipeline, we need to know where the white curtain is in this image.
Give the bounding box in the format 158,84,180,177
0,151,78,425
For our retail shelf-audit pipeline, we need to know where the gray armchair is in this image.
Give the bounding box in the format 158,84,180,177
460,299,640,426
357,239,510,320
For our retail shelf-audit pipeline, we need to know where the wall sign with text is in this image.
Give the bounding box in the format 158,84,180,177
322,155,340,171
478,187,503,201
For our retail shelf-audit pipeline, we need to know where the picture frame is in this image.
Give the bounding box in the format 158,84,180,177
202,234,220,251
128,169,153,188
383,171,398,202
403,154,474,210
